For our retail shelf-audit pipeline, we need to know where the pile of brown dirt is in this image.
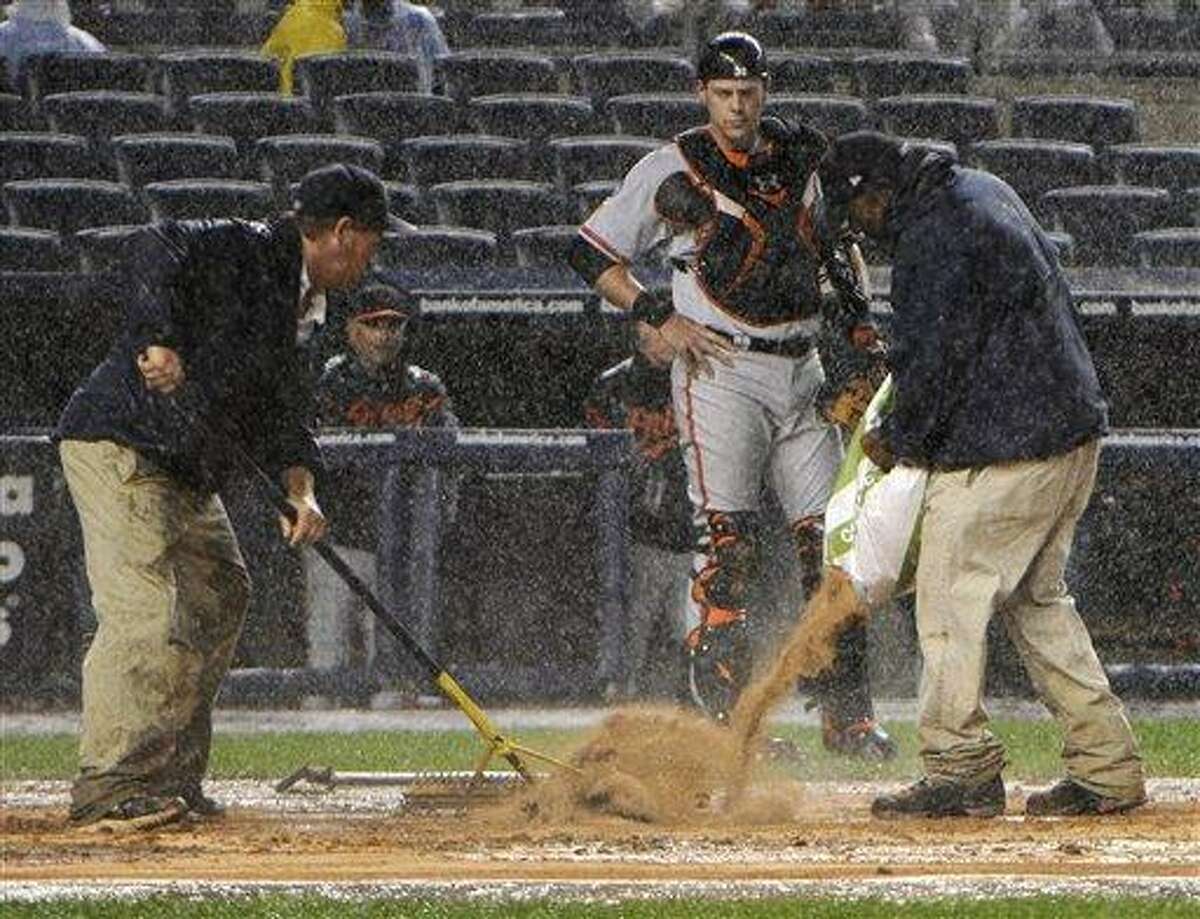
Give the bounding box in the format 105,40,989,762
519,569,865,825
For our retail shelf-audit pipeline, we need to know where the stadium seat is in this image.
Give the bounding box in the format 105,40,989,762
570,51,696,109
606,93,706,139
466,94,597,145
0,133,96,184
157,50,280,120
41,91,171,147
427,179,575,254
3,178,149,234
767,95,869,137
852,54,972,98
1186,188,1200,227
1102,144,1200,225
382,182,424,223
571,179,619,220
333,92,463,170
293,52,421,128
768,53,838,94
511,224,580,268
462,8,570,48
73,224,148,273
968,139,1097,222
399,135,534,189
547,135,658,192
1131,228,1200,268
22,51,154,100
435,50,560,105
188,93,321,156
0,93,42,131
1042,186,1172,266
0,227,74,271
143,179,276,222
112,133,241,188
254,134,385,198
1010,95,1141,148
375,225,498,269
872,95,1002,149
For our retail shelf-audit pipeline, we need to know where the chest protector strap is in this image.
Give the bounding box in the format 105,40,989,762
672,117,829,328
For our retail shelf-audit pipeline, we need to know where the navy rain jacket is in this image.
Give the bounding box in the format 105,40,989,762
56,218,322,493
881,152,1108,470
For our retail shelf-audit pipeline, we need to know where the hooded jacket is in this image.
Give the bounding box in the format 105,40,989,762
55,218,322,494
0,0,104,86
881,151,1108,469
262,0,346,94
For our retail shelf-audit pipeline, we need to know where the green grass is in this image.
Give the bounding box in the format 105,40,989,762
3,719,1199,783
3,896,1199,919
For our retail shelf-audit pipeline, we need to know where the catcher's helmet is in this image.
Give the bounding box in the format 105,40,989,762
697,31,769,83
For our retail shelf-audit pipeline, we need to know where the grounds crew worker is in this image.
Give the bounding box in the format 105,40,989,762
819,130,1146,819
55,163,388,829
568,31,895,760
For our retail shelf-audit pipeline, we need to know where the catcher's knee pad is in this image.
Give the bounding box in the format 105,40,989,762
686,511,759,722
790,514,824,598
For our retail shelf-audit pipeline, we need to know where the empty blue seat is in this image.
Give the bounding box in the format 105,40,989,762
157,49,280,120
1042,185,1172,266
0,227,74,271
74,224,149,273
1011,95,1140,148
112,133,241,188
399,135,534,188
1103,144,1200,225
375,226,498,269
255,134,385,196
873,95,1002,149
570,51,695,108
3,178,148,234
853,53,972,98
23,51,154,100
41,91,171,145
463,8,570,47
435,50,560,105
294,52,422,128
1131,228,1200,268
428,179,575,256
768,53,838,94
606,93,705,139
512,224,581,268
467,93,597,144
548,135,659,192
143,179,276,222
572,179,619,221
0,93,41,131
188,92,321,154
0,133,95,184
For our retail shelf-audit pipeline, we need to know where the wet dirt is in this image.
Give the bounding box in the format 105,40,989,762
4,778,1199,895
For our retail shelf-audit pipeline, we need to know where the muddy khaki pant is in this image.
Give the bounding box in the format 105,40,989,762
60,440,251,822
915,439,1144,800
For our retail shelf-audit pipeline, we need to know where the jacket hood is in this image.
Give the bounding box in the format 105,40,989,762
887,150,957,238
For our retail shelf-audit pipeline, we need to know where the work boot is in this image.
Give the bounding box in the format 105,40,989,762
178,782,226,818
821,711,898,762
74,794,188,831
872,775,1006,819
1025,779,1147,817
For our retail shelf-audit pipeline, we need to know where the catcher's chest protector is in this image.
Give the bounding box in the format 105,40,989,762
674,118,827,327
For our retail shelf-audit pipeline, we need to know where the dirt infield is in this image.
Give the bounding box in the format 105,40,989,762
4,776,1199,901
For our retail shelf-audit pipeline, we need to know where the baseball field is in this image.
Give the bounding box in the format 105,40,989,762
3,700,1199,916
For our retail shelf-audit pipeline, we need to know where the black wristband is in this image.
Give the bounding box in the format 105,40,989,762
629,290,674,327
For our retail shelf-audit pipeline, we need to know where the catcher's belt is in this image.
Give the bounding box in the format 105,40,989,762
703,325,812,358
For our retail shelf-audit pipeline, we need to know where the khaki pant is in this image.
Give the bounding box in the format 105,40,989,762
60,440,251,822
915,439,1144,800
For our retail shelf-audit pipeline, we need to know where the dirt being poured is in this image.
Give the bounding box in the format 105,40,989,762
521,568,867,824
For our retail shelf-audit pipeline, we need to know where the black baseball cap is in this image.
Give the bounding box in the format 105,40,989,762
348,283,417,323
697,31,770,83
819,130,909,225
293,162,393,232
